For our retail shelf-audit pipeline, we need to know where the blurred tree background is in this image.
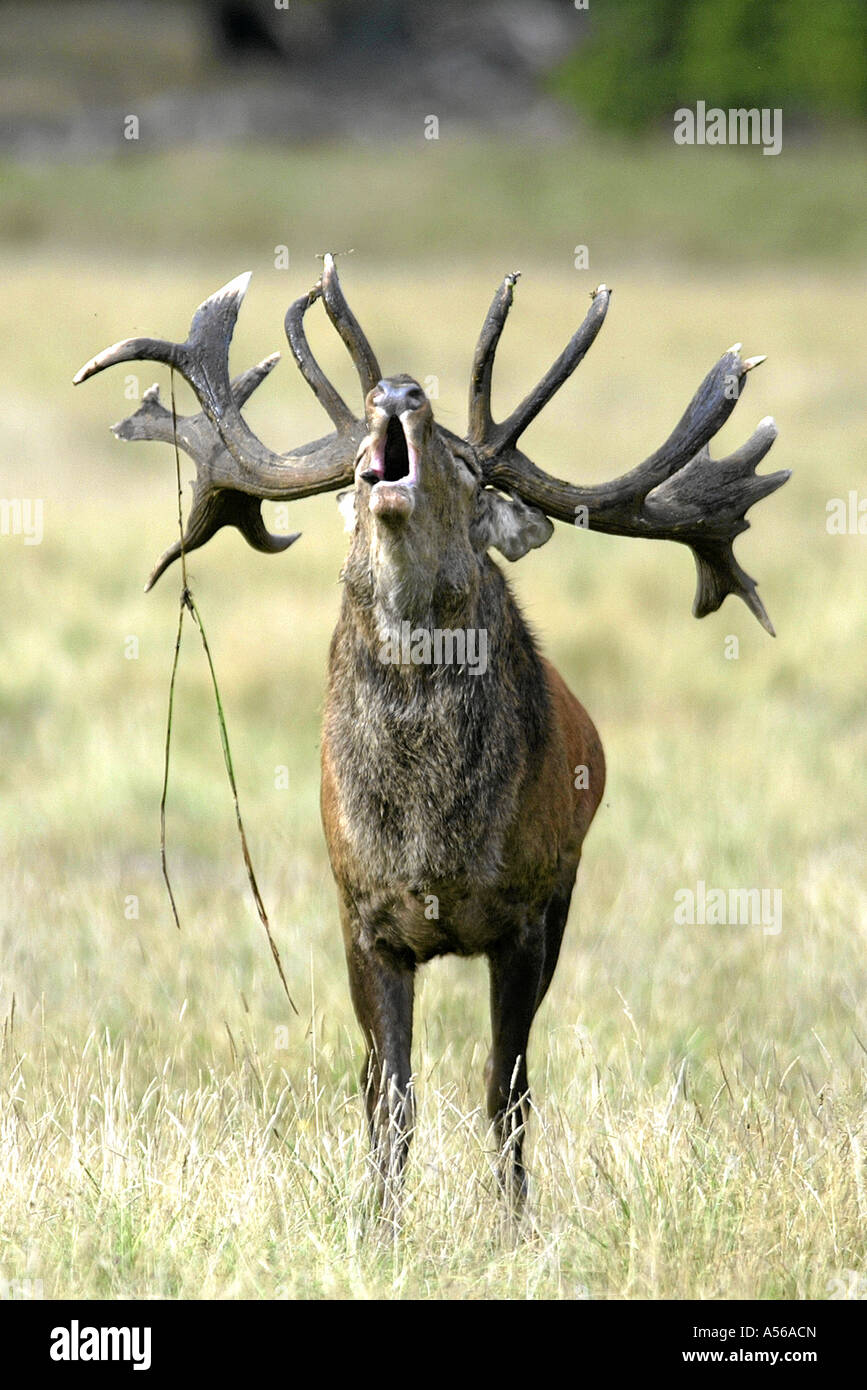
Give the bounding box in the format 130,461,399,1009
2,0,864,155
210,0,867,130
553,0,867,131
0,0,864,265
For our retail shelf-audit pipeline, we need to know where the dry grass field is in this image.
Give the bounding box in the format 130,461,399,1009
1,138,866,1299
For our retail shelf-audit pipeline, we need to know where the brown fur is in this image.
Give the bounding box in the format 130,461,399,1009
319,375,605,1207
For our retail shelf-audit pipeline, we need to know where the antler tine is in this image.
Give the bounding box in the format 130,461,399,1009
467,272,521,446
645,415,787,633
488,285,612,454
110,359,300,590
75,272,363,493
644,414,783,528
284,281,357,431
73,274,256,394
75,272,366,586
485,348,768,521
319,252,383,400
625,346,756,498
484,348,789,632
144,488,301,592
113,355,280,450
76,272,358,491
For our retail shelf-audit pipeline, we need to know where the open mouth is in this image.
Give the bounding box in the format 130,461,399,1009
361,415,417,487
383,416,410,481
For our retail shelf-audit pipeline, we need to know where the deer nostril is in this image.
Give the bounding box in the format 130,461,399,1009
373,380,426,415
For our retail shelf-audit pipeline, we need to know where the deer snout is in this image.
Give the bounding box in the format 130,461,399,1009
371,378,427,416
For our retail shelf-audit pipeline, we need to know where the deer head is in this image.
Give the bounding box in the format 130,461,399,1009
336,370,554,640
74,255,789,633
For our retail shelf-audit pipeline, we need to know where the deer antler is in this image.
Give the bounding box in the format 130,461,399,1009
112,359,306,590
75,260,788,630
318,253,382,398
74,260,370,586
470,281,789,634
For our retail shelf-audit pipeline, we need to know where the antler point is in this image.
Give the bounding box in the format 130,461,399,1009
756,606,777,638
216,271,252,300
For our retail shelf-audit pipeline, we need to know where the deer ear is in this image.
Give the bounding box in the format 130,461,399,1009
474,488,554,561
336,489,357,533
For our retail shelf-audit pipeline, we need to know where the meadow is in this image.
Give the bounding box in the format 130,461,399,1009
1,137,866,1299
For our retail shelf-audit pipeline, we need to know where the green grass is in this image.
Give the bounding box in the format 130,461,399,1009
3,134,867,268
1,133,866,1297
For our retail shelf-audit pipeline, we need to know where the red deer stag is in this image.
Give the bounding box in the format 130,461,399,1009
75,258,788,1207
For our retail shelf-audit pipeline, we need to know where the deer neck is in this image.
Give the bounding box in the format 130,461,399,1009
341,526,482,660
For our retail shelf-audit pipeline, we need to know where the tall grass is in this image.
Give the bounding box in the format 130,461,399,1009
1,148,865,1295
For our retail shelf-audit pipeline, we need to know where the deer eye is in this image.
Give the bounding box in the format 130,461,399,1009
454,451,481,492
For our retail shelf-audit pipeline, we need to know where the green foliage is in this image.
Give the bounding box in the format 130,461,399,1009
553,0,867,130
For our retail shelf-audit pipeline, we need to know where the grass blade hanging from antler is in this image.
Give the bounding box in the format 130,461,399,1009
159,370,298,1013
